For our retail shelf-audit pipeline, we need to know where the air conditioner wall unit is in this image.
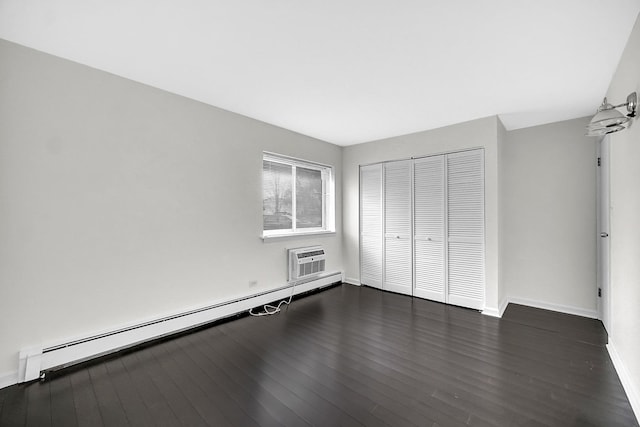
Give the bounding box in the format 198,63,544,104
288,246,326,282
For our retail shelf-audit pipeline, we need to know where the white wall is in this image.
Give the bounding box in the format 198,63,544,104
342,116,501,313
605,12,640,418
0,39,343,380
501,118,597,316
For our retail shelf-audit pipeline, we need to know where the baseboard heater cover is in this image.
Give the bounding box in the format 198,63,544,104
17,272,342,383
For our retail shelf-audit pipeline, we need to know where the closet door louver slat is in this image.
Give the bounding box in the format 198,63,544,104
414,155,446,302
360,164,383,289
447,150,485,310
384,160,413,295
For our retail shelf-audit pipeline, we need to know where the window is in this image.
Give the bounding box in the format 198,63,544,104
262,152,334,238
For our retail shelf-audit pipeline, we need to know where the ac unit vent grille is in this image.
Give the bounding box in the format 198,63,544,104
299,259,326,278
289,246,326,281
297,250,325,259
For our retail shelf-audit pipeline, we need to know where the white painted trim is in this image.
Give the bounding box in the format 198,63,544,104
18,347,43,383
607,340,640,424
0,371,18,390
498,297,509,317
19,272,342,383
507,296,598,319
481,297,508,318
262,230,336,241
344,277,361,286
481,307,501,317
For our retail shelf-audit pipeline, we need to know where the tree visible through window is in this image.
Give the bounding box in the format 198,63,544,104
262,153,333,236
296,167,322,228
263,160,293,230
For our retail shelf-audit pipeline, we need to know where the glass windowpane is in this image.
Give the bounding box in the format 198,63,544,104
263,160,292,230
296,167,323,228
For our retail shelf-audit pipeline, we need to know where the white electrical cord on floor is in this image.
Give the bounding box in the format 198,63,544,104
249,281,296,317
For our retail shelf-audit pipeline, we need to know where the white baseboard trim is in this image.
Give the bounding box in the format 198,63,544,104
481,307,501,317
498,297,509,317
344,277,361,286
482,297,509,318
506,296,598,319
19,272,342,383
607,340,640,424
0,371,18,390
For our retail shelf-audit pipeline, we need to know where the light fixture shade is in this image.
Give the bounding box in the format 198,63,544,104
586,124,627,137
588,108,630,129
585,94,636,137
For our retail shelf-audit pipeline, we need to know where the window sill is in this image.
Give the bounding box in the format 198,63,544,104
261,230,336,241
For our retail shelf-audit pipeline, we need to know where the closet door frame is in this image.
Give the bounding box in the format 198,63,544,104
358,148,485,310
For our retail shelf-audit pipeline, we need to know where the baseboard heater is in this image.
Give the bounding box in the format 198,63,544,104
18,271,342,383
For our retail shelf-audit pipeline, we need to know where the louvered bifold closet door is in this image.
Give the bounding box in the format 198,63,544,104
413,155,446,302
447,149,485,310
384,160,413,295
360,164,383,288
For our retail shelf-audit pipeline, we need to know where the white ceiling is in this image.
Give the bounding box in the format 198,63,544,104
1,0,639,146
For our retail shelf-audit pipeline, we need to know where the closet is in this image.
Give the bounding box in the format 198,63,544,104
359,149,485,310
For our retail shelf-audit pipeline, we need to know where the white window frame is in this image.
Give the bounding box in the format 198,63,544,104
262,152,335,239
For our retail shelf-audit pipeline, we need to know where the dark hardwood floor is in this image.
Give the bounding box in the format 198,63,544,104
0,284,637,426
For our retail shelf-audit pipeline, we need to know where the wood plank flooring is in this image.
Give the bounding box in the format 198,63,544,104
0,284,637,426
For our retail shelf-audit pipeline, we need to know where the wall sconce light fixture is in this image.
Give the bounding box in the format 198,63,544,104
586,92,637,136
